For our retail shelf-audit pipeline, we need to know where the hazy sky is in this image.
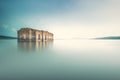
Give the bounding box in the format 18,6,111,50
0,0,120,39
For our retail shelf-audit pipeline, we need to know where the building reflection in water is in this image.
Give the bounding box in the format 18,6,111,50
17,40,53,52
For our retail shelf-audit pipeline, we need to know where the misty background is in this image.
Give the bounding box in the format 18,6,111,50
0,0,120,39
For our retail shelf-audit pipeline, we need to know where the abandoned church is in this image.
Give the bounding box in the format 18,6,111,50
18,28,53,41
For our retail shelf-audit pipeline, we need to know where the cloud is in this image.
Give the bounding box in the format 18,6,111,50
44,0,120,38
1,0,120,38
2,24,8,29
12,28,17,32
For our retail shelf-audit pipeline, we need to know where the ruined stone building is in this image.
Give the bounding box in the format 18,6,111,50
18,28,53,41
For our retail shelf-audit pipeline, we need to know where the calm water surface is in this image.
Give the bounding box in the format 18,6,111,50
0,39,120,79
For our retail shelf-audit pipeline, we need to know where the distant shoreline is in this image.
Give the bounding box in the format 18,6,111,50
0,35,120,40
0,35,17,40
94,36,120,40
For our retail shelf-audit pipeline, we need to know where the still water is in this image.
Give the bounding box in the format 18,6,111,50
0,39,120,79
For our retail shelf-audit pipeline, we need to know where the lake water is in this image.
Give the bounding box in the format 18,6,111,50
0,39,120,80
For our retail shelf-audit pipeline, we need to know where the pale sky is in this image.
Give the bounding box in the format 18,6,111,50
0,0,120,39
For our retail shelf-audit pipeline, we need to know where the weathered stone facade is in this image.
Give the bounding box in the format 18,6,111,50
18,28,53,41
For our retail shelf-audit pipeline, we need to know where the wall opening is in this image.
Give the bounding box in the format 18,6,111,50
45,35,47,40
38,34,40,40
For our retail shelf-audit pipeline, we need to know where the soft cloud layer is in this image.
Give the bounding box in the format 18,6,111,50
0,0,120,38
38,0,120,38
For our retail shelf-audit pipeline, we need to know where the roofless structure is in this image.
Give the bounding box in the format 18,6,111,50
18,28,53,41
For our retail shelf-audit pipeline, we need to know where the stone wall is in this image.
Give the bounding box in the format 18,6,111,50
18,28,53,41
